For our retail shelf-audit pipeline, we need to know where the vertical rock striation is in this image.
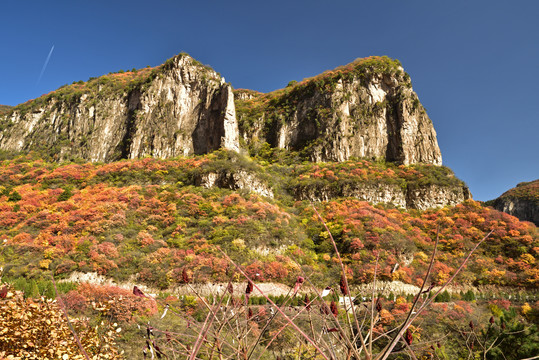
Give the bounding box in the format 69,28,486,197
0,54,239,161
1,55,441,169
236,56,442,165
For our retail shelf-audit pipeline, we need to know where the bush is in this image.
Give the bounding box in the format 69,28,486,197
0,285,124,359
61,283,157,322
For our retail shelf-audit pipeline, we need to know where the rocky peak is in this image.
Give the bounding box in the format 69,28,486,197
235,56,442,165
1,54,440,169
0,53,239,162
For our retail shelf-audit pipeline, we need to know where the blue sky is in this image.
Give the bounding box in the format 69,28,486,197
1,0,537,201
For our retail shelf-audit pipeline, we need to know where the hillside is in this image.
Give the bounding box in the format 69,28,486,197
0,152,536,290
489,180,539,226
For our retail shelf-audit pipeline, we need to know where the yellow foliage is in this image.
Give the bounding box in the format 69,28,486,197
39,259,52,270
0,285,124,359
395,296,408,306
415,251,429,262
520,253,535,265
232,238,246,249
521,302,532,316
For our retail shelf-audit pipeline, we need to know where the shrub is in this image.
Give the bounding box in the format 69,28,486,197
61,283,157,322
0,285,123,359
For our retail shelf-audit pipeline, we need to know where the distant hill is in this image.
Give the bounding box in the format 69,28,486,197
488,180,539,226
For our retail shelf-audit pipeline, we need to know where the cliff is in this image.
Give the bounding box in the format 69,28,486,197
1,54,441,167
0,54,239,162
289,160,470,209
490,180,539,226
235,56,442,165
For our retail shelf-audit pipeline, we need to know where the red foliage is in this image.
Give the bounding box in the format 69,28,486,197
61,283,157,322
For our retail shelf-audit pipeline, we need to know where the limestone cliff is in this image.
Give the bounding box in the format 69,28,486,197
0,54,239,161
491,180,539,226
1,55,441,168
294,182,470,210
235,56,442,165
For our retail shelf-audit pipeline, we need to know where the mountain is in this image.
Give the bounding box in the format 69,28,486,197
0,54,239,162
0,54,440,166
1,54,536,360
235,56,441,165
489,180,539,226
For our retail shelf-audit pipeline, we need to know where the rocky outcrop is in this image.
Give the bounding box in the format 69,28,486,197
0,54,240,161
1,55,441,168
196,170,274,198
491,180,539,226
236,56,442,166
295,183,407,207
2,55,441,168
295,182,471,209
406,184,472,210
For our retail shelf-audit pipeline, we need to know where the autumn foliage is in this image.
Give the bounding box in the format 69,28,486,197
0,153,536,291
0,285,123,359
61,283,157,322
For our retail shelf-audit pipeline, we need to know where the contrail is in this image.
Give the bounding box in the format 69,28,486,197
36,45,55,86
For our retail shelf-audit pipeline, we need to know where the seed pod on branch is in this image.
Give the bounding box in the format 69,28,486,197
376,298,382,312
182,268,190,284
303,294,311,311
330,301,338,317
321,303,330,315
405,328,413,345
293,276,304,293
489,316,495,324
245,281,253,295
339,274,348,296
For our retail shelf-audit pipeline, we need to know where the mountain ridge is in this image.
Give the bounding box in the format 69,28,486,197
0,53,441,167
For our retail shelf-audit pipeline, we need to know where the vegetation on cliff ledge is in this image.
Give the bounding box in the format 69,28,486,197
497,180,539,205
234,56,410,133
0,105,13,116
4,53,218,118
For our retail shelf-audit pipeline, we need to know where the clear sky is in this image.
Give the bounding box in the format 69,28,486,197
1,0,537,201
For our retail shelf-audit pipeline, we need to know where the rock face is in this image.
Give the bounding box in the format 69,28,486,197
0,54,240,162
491,180,539,226
295,182,471,210
235,56,442,165
1,55,441,167
196,170,274,199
